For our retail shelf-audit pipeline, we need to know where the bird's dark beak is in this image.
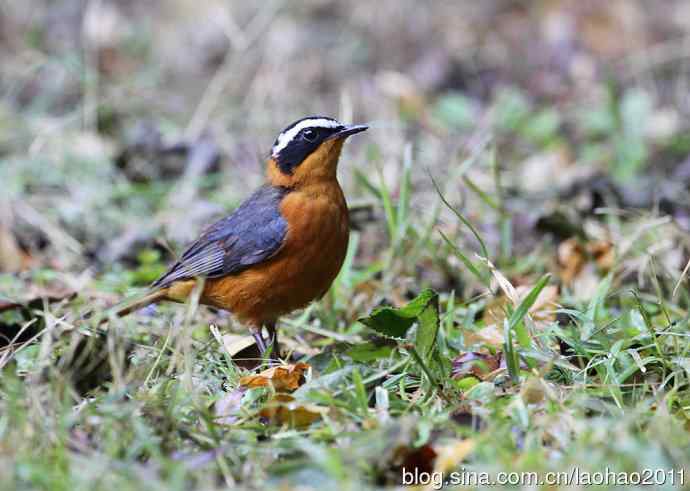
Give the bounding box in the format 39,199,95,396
328,124,368,140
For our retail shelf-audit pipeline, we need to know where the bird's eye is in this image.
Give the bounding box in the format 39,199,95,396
302,128,317,142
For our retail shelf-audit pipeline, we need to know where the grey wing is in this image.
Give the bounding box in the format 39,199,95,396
152,186,289,289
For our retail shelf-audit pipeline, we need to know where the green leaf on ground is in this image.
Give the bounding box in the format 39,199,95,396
358,289,439,361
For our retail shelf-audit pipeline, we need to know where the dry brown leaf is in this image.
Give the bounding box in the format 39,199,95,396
452,352,501,380
462,324,505,347
430,439,475,481
558,237,615,290
587,240,615,271
527,285,559,323
482,284,559,329
279,336,320,357
557,238,586,284
579,2,646,58
210,328,267,370
483,258,519,304
469,274,559,349
259,393,327,428
0,222,31,273
239,362,310,392
481,296,506,327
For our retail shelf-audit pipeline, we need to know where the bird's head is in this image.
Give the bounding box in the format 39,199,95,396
267,116,367,187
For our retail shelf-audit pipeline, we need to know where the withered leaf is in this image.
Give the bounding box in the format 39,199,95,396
259,393,327,428
433,439,475,475
239,362,310,392
452,352,501,380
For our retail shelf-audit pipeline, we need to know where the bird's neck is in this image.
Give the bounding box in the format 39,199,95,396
265,161,344,205
296,177,346,202
266,166,341,191
267,166,339,188
268,171,344,200
266,139,345,190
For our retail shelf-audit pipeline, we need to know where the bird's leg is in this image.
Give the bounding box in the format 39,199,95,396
265,321,280,359
251,327,267,356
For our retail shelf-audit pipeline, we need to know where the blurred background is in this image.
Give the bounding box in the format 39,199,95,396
2,0,690,303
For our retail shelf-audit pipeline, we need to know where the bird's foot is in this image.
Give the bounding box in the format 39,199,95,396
252,330,267,355
252,326,280,361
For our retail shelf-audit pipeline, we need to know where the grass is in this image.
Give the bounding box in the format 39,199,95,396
2,152,690,489
3,2,690,490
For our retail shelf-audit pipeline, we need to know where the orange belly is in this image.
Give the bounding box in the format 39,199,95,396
171,183,350,326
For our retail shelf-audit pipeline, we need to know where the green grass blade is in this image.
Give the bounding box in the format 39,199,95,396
439,230,489,286
429,171,489,259
507,273,551,349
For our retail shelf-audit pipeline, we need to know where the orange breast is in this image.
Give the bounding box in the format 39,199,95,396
198,181,349,326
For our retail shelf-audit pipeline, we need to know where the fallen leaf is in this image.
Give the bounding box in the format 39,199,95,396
462,324,505,347
557,237,586,283
209,327,263,370
558,238,615,286
587,240,615,270
239,362,310,392
482,284,559,329
528,285,560,323
452,352,501,380
580,3,646,58
220,334,256,357
430,439,475,480
482,258,519,305
259,393,327,428
0,222,31,273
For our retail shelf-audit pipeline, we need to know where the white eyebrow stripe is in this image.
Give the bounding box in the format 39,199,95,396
271,118,342,157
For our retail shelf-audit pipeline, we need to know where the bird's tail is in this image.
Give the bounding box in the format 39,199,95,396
82,288,168,326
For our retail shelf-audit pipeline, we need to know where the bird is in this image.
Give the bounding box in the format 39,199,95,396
94,116,367,357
